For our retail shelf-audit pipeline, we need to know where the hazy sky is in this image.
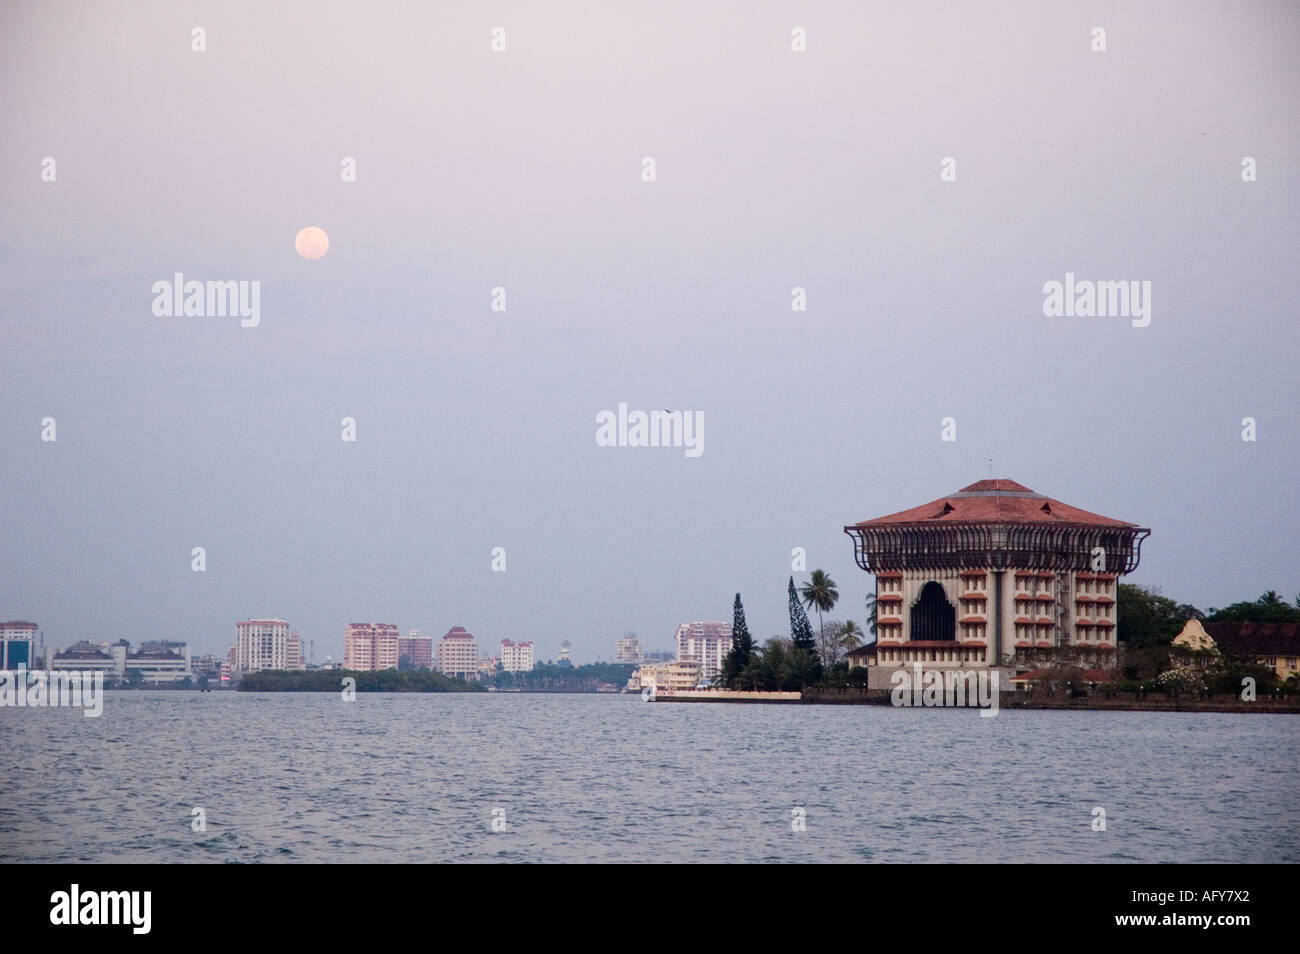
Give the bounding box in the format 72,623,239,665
2,1,1297,663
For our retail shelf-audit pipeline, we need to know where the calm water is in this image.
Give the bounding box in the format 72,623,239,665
2,691,1297,863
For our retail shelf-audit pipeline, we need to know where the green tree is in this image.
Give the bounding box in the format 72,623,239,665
788,577,817,653
864,591,878,636
840,619,864,652
1117,584,1202,647
799,569,839,653
1207,592,1300,624
721,593,758,688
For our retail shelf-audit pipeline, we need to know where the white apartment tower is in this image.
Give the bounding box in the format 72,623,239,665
674,621,734,680
500,639,535,672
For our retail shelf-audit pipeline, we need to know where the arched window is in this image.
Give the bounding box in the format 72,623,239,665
911,581,956,641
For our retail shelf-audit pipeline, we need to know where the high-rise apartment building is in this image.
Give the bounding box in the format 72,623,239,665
0,621,37,669
235,618,292,672
437,627,478,679
344,623,400,671
674,621,734,680
615,633,644,664
398,629,433,670
500,639,535,672
286,630,305,670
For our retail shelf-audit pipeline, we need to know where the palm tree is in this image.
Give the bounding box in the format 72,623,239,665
1259,590,1284,605
864,591,878,636
840,619,864,652
799,570,839,651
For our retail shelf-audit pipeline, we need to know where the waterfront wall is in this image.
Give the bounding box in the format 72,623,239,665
654,690,802,703
802,687,1300,713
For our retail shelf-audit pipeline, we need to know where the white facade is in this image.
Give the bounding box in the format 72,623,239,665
125,640,192,684
50,639,190,683
674,621,733,680
51,640,126,676
615,635,643,664
500,639,534,672
236,618,290,672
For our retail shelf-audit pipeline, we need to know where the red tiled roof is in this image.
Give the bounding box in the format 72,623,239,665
876,593,903,602
1203,622,1300,655
849,480,1140,530
959,616,986,624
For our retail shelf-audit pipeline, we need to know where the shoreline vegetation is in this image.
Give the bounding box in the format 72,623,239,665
237,669,484,692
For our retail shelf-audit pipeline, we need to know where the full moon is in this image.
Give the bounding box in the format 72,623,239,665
295,226,330,260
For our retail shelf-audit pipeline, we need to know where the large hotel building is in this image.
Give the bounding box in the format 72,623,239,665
844,479,1149,686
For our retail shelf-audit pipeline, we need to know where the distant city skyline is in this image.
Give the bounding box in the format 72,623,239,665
3,3,1296,664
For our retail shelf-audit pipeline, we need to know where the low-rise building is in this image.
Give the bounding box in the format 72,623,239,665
1172,619,1300,681
627,660,703,693
51,640,127,676
125,640,192,684
50,639,191,684
846,643,878,670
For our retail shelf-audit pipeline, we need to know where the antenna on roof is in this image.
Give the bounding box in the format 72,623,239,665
986,458,993,477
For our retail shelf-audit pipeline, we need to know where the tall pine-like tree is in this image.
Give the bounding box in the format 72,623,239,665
721,593,757,687
788,576,817,651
